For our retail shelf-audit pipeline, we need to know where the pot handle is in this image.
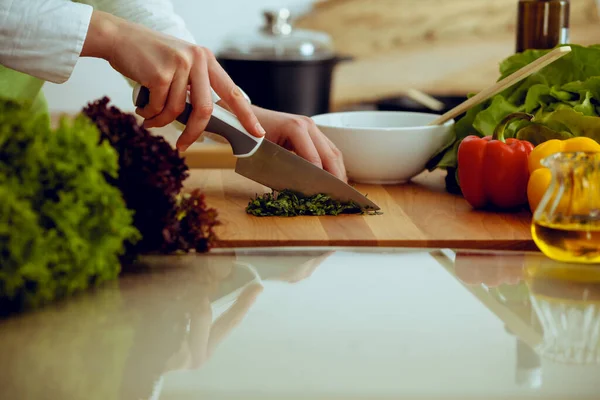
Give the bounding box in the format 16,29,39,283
334,54,354,64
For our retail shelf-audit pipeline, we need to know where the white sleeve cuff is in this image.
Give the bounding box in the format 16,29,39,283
88,0,196,44
0,0,93,84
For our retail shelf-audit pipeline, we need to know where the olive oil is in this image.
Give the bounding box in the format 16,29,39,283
532,221,600,264
516,0,570,53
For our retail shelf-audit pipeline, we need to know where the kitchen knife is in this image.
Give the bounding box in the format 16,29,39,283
133,85,379,211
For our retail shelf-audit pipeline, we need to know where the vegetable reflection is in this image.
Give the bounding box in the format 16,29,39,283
0,251,331,400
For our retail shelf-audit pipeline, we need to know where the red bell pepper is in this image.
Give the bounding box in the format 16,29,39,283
457,113,534,210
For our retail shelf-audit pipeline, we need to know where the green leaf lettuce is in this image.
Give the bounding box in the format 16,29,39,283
428,44,600,173
0,99,140,315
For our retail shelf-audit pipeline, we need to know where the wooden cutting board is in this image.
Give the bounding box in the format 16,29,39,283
185,166,536,251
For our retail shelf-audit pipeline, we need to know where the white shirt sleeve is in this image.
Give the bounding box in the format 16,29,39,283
0,0,93,83
81,0,196,44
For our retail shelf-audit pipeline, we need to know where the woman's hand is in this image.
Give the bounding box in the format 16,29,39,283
81,10,265,151
249,106,348,182
252,107,348,182
253,107,348,182
209,102,347,181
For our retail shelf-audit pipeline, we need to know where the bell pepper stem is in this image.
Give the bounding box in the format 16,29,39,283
492,112,534,142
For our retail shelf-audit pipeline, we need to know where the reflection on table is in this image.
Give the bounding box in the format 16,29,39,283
0,248,598,400
437,249,600,391
0,250,332,400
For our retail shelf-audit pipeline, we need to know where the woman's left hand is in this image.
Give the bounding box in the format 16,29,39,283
248,106,348,182
209,100,347,182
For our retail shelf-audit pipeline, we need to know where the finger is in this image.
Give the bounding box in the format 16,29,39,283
207,54,265,138
322,135,348,182
187,296,212,369
143,68,189,129
295,251,335,282
308,125,346,181
328,142,348,182
136,74,172,120
274,251,331,283
207,260,234,281
285,126,323,169
176,56,213,152
163,342,193,372
207,283,263,358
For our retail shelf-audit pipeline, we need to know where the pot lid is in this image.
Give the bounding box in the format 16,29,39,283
217,8,335,61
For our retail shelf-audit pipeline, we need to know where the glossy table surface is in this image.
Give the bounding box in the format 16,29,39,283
1,248,599,400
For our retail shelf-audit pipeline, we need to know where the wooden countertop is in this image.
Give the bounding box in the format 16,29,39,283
185,163,535,251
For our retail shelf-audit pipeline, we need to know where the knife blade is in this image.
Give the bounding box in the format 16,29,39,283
133,85,379,211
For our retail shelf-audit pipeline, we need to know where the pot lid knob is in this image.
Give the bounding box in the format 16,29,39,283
263,8,293,36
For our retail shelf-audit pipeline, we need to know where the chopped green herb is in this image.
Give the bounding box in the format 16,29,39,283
246,190,378,217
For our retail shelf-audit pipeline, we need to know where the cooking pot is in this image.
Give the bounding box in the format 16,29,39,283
216,8,351,117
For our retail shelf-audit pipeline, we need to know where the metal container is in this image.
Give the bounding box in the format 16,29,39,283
216,8,350,116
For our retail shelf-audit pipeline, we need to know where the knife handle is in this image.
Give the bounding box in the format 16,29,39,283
133,84,262,157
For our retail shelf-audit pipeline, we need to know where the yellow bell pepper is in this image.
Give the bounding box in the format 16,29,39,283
527,137,600,212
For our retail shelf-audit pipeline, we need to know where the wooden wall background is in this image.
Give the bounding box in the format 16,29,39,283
295,0,600,109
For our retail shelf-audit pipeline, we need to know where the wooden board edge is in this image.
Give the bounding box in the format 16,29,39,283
213,239,538,252
182,144,236,169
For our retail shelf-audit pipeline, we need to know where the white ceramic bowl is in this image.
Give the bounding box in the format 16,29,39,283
311,111,454,184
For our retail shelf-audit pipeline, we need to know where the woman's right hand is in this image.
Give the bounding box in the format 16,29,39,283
82,10,265,151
